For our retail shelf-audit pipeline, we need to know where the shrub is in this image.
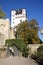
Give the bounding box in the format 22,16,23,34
30,52,37,60
30,45,43,64
5,39,29,57
37,45,43,62
22,46,29,58
5,39,26,51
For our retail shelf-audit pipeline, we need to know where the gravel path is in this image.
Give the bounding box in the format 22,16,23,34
0,56,39,65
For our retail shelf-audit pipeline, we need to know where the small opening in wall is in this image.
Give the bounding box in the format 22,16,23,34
13,19,15,20
13,22,14,24
13,11,14,13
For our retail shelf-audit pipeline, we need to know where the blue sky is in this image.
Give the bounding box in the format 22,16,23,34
0,0,43,41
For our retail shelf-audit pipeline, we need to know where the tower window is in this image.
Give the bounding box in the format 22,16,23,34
13,19,15,20
13,22,14,24
13,11,14,13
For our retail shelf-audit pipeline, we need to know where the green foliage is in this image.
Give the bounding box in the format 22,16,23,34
5,39,14,46
22,46,29,58
5,39,29,57
30,52,37,60
27,29,40,44
5,39,26,51
29,19,39,32
15,19,40,44
37,45,43,62
0,8,6,18
15,20,29,44
30,45,43,63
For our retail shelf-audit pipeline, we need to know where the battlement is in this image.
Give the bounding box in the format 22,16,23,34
11,9,26,15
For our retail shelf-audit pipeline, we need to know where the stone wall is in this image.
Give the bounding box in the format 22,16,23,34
0,18,10,46
27,44,43,54
0,48,7,58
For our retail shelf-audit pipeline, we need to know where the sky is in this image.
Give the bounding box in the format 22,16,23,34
0,0,43,41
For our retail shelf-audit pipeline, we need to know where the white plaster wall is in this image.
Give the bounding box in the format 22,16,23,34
11,9,27,27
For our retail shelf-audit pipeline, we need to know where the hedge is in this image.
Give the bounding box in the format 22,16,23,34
5,39,26,52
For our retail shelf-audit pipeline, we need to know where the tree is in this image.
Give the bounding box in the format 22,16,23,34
29,19,39,33
0,8,6,18
28,19,40,44
15,19,40,44
15,20,29,44
27,28,40,44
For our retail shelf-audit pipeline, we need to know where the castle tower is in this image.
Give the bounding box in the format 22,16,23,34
11,9,27,28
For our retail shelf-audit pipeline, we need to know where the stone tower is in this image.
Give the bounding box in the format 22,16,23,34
11,9,27,27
